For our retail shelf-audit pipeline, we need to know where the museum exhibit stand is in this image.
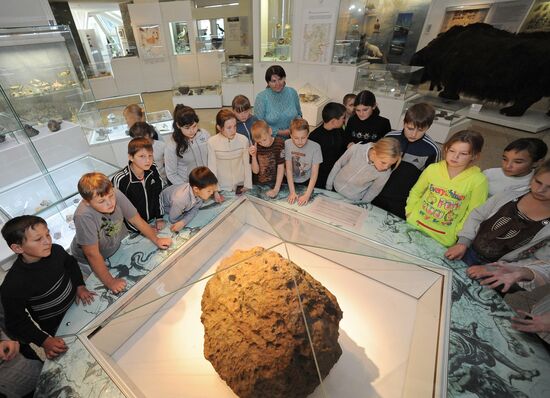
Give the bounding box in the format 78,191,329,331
299,83,330,128
221,58,254,107
34,189,550,397
0,25,121,267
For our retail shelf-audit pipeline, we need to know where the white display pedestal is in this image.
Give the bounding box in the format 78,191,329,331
301,98,330,128
30,122,89,169
458,105,550,133
111,56,144,96
172,93,222,109
377,94,419,130
89,75,119,100
221,81,255,107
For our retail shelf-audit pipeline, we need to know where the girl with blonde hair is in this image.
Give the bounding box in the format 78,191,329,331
326,137,401,202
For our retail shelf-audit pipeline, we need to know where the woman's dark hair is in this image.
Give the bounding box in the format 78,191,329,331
354,90,380,116
172,104,200,158
265,65,286,83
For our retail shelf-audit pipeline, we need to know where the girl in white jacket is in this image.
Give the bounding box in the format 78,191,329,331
208,109,252,202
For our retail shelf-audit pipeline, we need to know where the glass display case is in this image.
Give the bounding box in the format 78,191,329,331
77,196,451,397
406,94,470,126
169,21,191,55
333,0,384,64
260,0,293,62
354,63,424,100
196,18,225,53
221,60,253,83
172,84,222,109
0,26,97,128
78,94,145,145
146,110,173,136
299,83,331,127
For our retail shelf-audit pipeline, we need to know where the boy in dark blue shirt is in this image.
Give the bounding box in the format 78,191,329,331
372,103,441,219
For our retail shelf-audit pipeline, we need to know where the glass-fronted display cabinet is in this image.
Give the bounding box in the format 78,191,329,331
260,0,293,62
78,94,145,145
406,94,469,126
196,18,225,53
221,60,253,83
147,110,173,136
172,84,222,109
76,196,450,397
333,0,384,64
0,26,96,128
354,63,424,100
220,58,254,106
169,21,191,55
0,26,119,262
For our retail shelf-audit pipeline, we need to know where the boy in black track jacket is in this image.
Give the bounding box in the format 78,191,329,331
111,137,164,232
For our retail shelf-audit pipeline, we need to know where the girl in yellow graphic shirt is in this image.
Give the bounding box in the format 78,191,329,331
405,130,488,247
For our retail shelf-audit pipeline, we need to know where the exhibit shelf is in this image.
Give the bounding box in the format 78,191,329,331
458,105,550,133
34,186,550,398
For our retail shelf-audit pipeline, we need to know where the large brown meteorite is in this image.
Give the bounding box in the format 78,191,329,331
201,247,343,398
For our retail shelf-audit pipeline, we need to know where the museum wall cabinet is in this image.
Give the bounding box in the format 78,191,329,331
354,63,424,127
221,58,254,106
0,25,120,265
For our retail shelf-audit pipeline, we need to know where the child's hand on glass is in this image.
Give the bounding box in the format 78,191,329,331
170,220,186,233
287,192,298,204
214,191,225,203
155,219,165,231
297,192,311,206
75,285,96,306
444,243,467,260
0,339,19,361
42,336,67,359
266,188,279,198
155,236,172,249
106,277,127,294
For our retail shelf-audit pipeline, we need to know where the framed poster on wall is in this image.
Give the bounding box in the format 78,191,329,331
440,5,491,33
136,24,165,59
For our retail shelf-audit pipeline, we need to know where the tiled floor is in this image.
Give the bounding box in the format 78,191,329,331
143,89,550,171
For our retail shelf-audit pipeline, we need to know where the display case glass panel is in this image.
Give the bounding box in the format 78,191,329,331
196,18,225,53
79,197,450,398
173,84,221,97
78,94,145,145
0,26,96,128
146,110,173,136
354,63,424,100
0,156,118,219
333,0,383,64
221,60,253,83
169,21,191,55
406,94,470,126
260,0,293,62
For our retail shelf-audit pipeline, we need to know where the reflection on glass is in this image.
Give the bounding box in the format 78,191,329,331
354,63,423,100
196,18,225,53
260,0,292,62
221,60,253,83
82,198,450,397
169,21,191,55
333,0,384,64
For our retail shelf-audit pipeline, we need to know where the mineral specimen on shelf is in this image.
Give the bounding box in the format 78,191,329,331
23,124,39,138
47,119,62,132
201,247,343,398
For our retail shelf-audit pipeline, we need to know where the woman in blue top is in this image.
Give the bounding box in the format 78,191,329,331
254,65,302,138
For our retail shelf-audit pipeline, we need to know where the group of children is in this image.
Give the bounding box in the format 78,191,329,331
2,88,550,396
